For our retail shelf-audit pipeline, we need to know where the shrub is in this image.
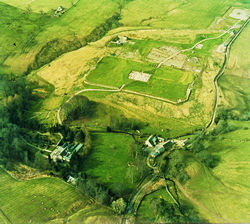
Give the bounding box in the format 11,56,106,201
111,198,127,214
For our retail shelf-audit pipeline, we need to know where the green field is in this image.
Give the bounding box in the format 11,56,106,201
137,189,174,222
0,0,121,74
120,0,245,29
87,56,194,101
182,121,250,223
219,24,250,112
0,168,89,223
82,133,138,195
0,0,78,12
180,20,250,223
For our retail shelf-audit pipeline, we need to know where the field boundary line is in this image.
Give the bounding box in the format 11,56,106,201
0,208,12,224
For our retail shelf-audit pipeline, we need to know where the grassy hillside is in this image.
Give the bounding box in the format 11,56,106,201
0,2,50,73
0,0,78,12
137,189,174,222
120,0,240,29
219,24,250,112
66,205,120,224
82,133,138,196
0,168,89,223
178,21,250,223
182,122,250,223
1,0,121,74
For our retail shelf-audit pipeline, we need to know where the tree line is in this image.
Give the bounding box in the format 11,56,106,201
0,74,38,168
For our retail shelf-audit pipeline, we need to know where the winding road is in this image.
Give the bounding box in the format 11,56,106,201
206,17,249,129
57,86,125,125
57,19,245,126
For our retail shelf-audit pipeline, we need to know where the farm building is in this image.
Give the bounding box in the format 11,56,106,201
145,135,165,148
151,144,165,158
67,176,77,185
55,6,64,13
54,6,65,16
50,142,83,162
150,140,175,158
110,36,128,45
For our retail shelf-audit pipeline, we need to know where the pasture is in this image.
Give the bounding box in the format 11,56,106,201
183,121,250,223
0,168,90,224
219,22,250,112
137,188,173,222
1,0,120,74
120,0,245,29
82,133,138,195
0,0,79,12
181,24,250,222
86,56,194,101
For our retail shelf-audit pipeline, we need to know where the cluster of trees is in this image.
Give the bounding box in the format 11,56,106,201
76,176,129,214
186,132,220,169
0,74,37,168
215,108,250,123
77,177,111,205
150,198,206,223
60,95,90,122
159,150,190,184
111,198,127,215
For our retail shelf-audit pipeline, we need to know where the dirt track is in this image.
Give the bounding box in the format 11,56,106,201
57,19,247,127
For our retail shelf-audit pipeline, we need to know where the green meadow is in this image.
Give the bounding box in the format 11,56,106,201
181,19,250,223
0,0,121,74
82,133,138,195
87,56,194,101
0,168,88,224
183,122,250,222
0,0,78,12
120,0,246,29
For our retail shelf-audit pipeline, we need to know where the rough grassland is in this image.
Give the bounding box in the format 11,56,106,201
66,205,120,224
82,133,137,194
137,189,173,222
180,22,250,223
0,0,78,12
0,168,90,224
120,0,240,29
183,122,250,223
1,0,120,74
219,24,250,111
